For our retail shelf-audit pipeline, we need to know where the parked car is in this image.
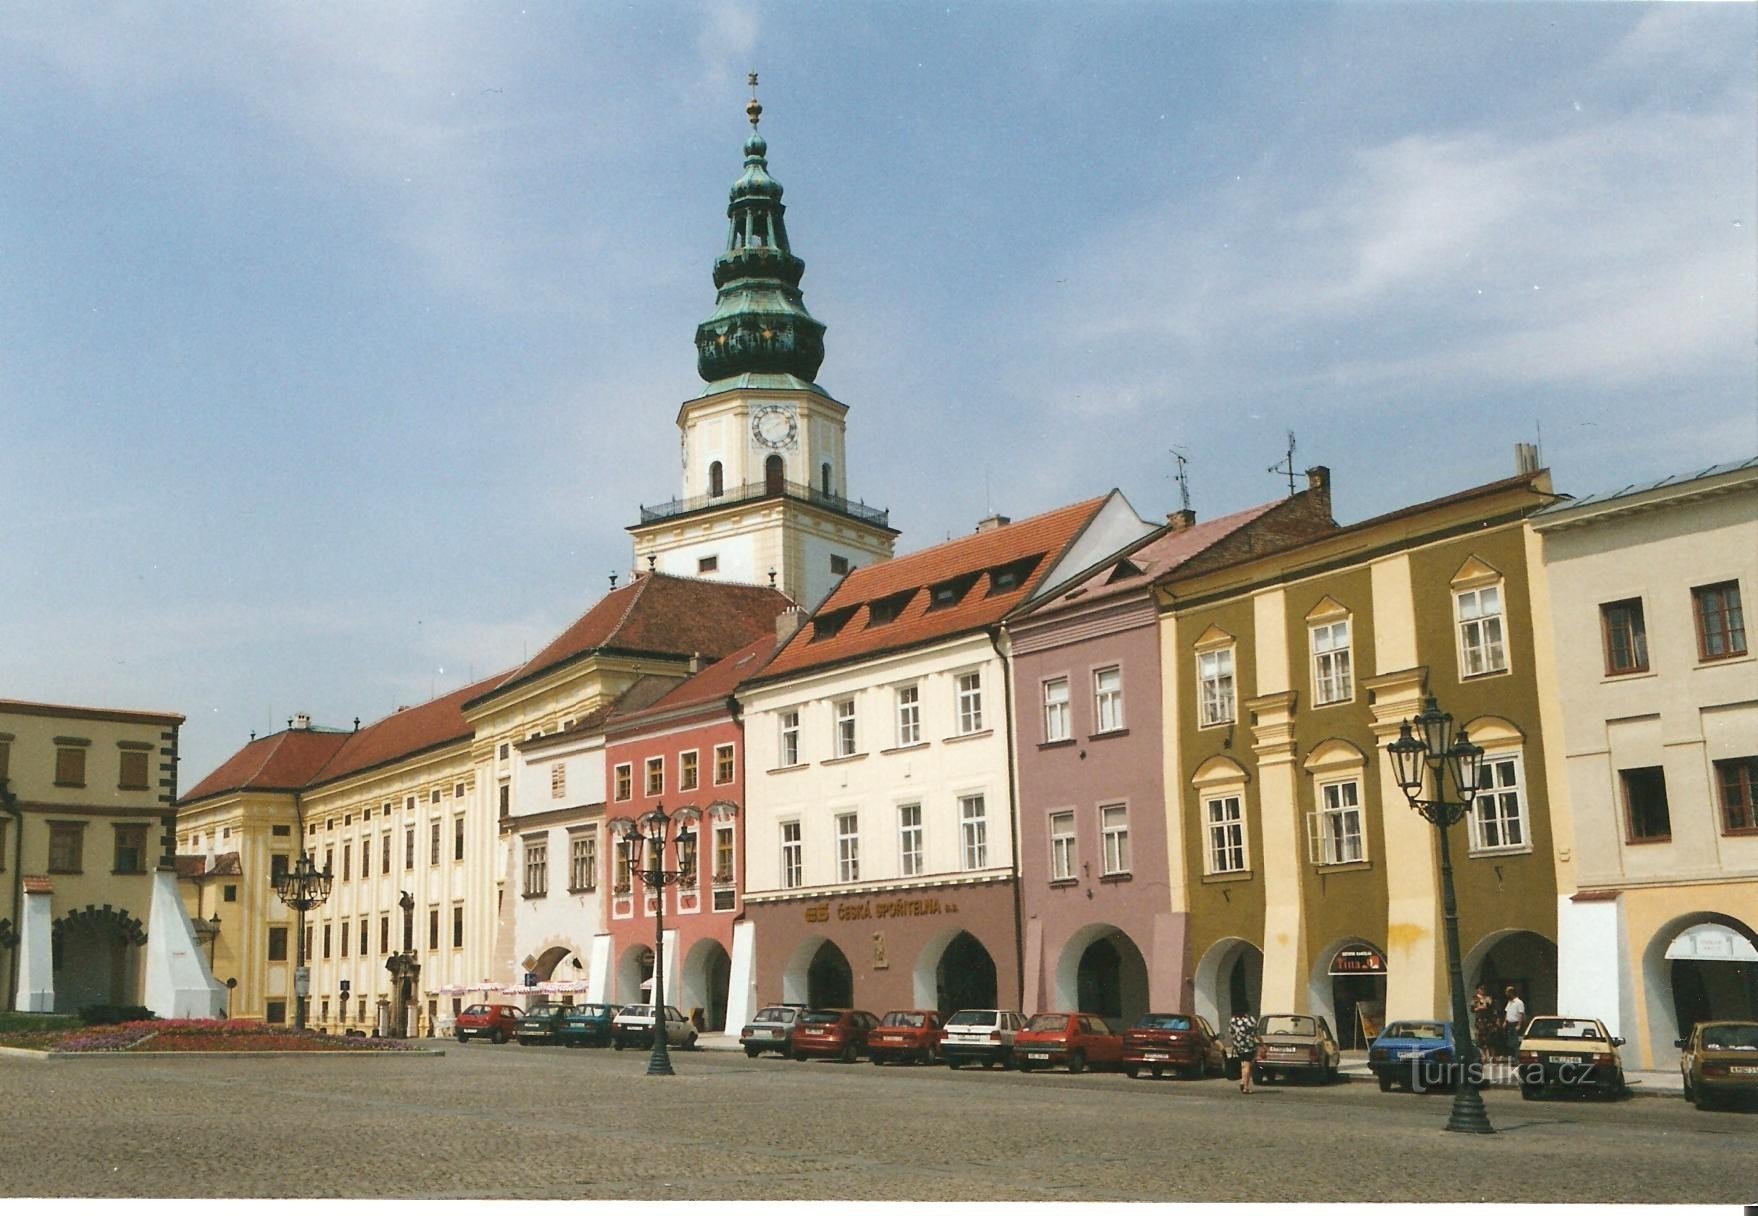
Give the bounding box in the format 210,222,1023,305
793,1008,880,1062
869,1009,945,1065
1122,1011,1225,1079
1368,1020,1459,1092
739,1004,806,1058
1251,1014,1341,1085
611,1004,698,1050
454,1003,524,1044
515,1002,572,1045
940,1008,1027,1069
1014,1012,1123,1073
556,1003,621,1048
1517,1016,1625,1099
1678,1021,1758,1110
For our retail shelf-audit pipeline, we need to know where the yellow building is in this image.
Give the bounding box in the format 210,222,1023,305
2,698,222,1016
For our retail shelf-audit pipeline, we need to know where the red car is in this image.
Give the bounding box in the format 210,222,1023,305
1013,1012,1123,1073
1122,1012,1226,1079
454,1002,524,1043
792,1009,880,1062
869,1009,945,1065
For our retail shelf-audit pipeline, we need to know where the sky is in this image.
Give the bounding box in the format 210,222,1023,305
3,2,1754,787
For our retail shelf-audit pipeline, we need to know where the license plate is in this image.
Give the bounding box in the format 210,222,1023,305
1550,1055,1582,1064
1269,1047,1298,1056
1397,1050,1424,1059
1144,1052,1169,1060
1729,1065,1758,1075
1027,1052,1050,1060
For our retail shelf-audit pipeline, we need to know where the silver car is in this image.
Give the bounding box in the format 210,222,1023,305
611,1004,697,1050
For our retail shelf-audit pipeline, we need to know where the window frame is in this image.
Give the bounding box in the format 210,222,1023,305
1308,778,1367,867
834,699,857,758
111,823,148,874
1093,666,1124,733
1715,756,1758,835
780,820,803,889
1048,809,1076,882
1042,677,1071,743
779,711,801,767
1454,581,1509,678
835,811,860,883
1692,580,1748,661
1467,751,1531,855
956,671,985,735
47,821,84,874
1309,616,1354,706
1204,793,1248,876
1599,597,1650,676
895,684,921,747
959,793,988,870
523,836,549,898
569,831,598,891
713,743,736,785
897,803,923,878
1099,803,1131,876
1196,646,1236,728
613,763,633,802
679,749,700,792
644,756,664,797
1621,766,1673,844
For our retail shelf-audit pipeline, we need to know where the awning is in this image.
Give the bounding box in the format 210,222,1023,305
1665,923,1758,962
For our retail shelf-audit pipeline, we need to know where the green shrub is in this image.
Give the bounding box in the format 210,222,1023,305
78,1004,156,1026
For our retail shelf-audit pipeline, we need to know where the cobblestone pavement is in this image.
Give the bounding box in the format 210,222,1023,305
4,1045,1752,1201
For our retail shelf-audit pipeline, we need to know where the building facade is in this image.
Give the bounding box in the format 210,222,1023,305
1534,458,1758,1068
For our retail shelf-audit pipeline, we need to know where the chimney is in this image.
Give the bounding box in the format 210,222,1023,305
293,713,312,731
1304,465,1332,516
976,513,1011,533
1514,443,1540,476
1166,508,1197,532
775,605,807,646
688,651,703,674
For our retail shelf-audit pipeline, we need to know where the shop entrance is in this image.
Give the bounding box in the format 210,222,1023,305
1467,930,1558,1033
682,938,732,1031
1665,919,1758,1032
1318,941,1387,1048
1057,924,1149,1025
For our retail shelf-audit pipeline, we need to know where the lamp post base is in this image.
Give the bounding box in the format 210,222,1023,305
646,1038,675,1077
1444,1083,1496,1134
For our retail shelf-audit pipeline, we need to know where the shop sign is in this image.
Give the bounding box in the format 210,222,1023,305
803,895,961,924
1329,947,1387,976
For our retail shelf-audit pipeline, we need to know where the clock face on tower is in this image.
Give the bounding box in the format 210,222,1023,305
751,403,799,450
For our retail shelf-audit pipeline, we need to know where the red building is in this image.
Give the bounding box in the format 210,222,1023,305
600,631,782,1033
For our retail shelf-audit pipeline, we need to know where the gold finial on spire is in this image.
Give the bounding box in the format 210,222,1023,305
746,71,762,127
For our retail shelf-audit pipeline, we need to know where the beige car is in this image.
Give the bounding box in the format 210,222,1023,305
1251,1014,1341,1085
1676,1021,1758,1110
1517,1015,1626,1099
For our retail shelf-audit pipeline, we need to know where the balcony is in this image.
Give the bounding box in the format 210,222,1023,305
637,478,890,530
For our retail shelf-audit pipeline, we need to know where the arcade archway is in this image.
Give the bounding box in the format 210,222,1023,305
615,943,655,1005
1465,929,1557,1033
681,937,732,1031
1054,923,1149,1025
1643,913,1758,1062
1192,937,1263,1030
912,929,998,1015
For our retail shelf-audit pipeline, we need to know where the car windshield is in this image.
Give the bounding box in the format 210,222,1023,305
1525,1018,1603,1040
1135,1014,1193,1031
620,1006,652,1018
461,1004,491,1016
527,1006,565,1017
754,1007,797,1023
946,1011,998,1027
1701,1025,1758,1051
882,1011,927,1027
1025,1014,1070,1032
1383,1022,1448,1040
800,1011,843,1024
1260,1015,1317,1037
569,1005,611,1018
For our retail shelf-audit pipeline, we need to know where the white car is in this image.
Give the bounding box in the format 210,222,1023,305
611,1004,697,1050
940,1008,1027,1069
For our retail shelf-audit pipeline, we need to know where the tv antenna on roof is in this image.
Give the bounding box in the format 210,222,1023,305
1170,448,1191,513
1269,430,1297,497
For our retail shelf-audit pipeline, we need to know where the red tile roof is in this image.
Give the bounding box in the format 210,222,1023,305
472,574,793,707
608,632,783,730
310,672,507,785
180,728,352,804
755,497,1109,682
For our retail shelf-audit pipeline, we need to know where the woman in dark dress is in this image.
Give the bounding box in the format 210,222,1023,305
1229,1012,1260,1093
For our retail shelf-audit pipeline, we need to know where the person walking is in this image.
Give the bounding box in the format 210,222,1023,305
1471,984,1499,1061
1502,985,1526,1060
1229,1011,1260,1093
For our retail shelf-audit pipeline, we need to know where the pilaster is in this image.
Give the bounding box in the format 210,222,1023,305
1249,689,1305,1011
1365,666,1444,1018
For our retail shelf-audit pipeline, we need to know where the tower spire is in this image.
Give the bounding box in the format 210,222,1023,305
694,76,827,386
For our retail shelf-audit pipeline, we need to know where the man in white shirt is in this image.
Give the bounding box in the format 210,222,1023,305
1503,985,1526,1057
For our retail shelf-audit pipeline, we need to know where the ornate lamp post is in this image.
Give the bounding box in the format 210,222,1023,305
271,852,332,1031
612,805,696,1077
1386,695,1493,1134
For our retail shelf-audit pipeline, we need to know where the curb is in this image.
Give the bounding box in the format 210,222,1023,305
0,1045,445,1061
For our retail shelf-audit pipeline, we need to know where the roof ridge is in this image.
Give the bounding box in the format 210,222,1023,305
601,574,654,647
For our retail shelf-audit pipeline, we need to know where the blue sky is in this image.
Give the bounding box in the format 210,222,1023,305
3,3,1753,786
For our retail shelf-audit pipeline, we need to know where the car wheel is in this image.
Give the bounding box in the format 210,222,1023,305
613,1040,624,1052
1681,1073,1694,1101
872,1054,886,1066
841,1042,858,1064
1124,1065,1139,1079
492,1029,507,1045
1017,1060,1037,1072
920,1046,937,1066
947,1058,963,1070
1694,1090,1718,1112
793,1051,808,1062
744,1046,760,1059
1521,1083,1540,1101
684,1032,699,1051
1325,1063,1339,1085
1377,1073,1393,1092
455,1031,467,1044
1067,1050,1087,1075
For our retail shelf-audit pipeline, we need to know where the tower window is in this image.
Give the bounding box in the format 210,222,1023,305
821,462,832,495
709,461,724,498
830,555,850,576
698,555,719,574
765,454,784,496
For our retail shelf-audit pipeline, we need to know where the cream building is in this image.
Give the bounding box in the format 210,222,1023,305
1533,457,1758,1068
2,698,221,1017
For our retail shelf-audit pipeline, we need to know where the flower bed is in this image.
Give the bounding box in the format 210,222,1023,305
0,1018,424,1053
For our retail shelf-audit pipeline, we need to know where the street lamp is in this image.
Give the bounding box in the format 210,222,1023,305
271,852,332,1031
611,804,697,1077
1386,695,1493,1134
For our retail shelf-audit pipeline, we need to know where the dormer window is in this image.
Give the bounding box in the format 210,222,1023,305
986,554,1043,596
811,606,859,641
928,573,980,610
866,589,915,627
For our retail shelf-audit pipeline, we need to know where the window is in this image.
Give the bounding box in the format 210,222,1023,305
697,555,719,574
830,554,850,576
379,916,390,955
570,833,597,890
429,819,441,866
1717,757,1758,834
339,919,349,957
1622,767,1672,842
679,750,699,791
1309,780,1365,865
835,700,857,757
265,1001,286,1025
898,804,923,877
1094,667,1123,733
48,822,83,873
614,839,632,893
404,827,415,870
112,825,147,873
360,837,371,878
428,908,439,951
614,764,633,801
822,462,833,495
645,757,664,796
1311,619,1353,704
781,821,803,889
381,833,392,873
452,904,464,948
54,745,86,788
1600,599,1649,675
550,762,567,799
498,782,510,816
118,749,150,790
359,919,369,957
341,842,352,881
678,833,697,883
1049,810,1076,881
836,812,860,882
1101,804,1130,874
223,885,237,903
0,736,9,783
895,684,921,746
1469,754,1528,852
1198,648,1235,727
1693,581,1747,660
304,928,313,964
714,824,735,884
405,795,416,810
455,783,465,798
714,744,735,785
1042,678,1070,742
957,672,984,734
1205,796,1247,874
960,795,988,869
430,789,441,805
453,816,465,861
268,926,288,962
1456,584,1508,677
324,847,332,875
524,839,549,897
321,923,331,959
779,711,801,766
708,460,723,497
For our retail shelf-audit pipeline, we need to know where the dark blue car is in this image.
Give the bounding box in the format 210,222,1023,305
1368,1020,1459,1092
